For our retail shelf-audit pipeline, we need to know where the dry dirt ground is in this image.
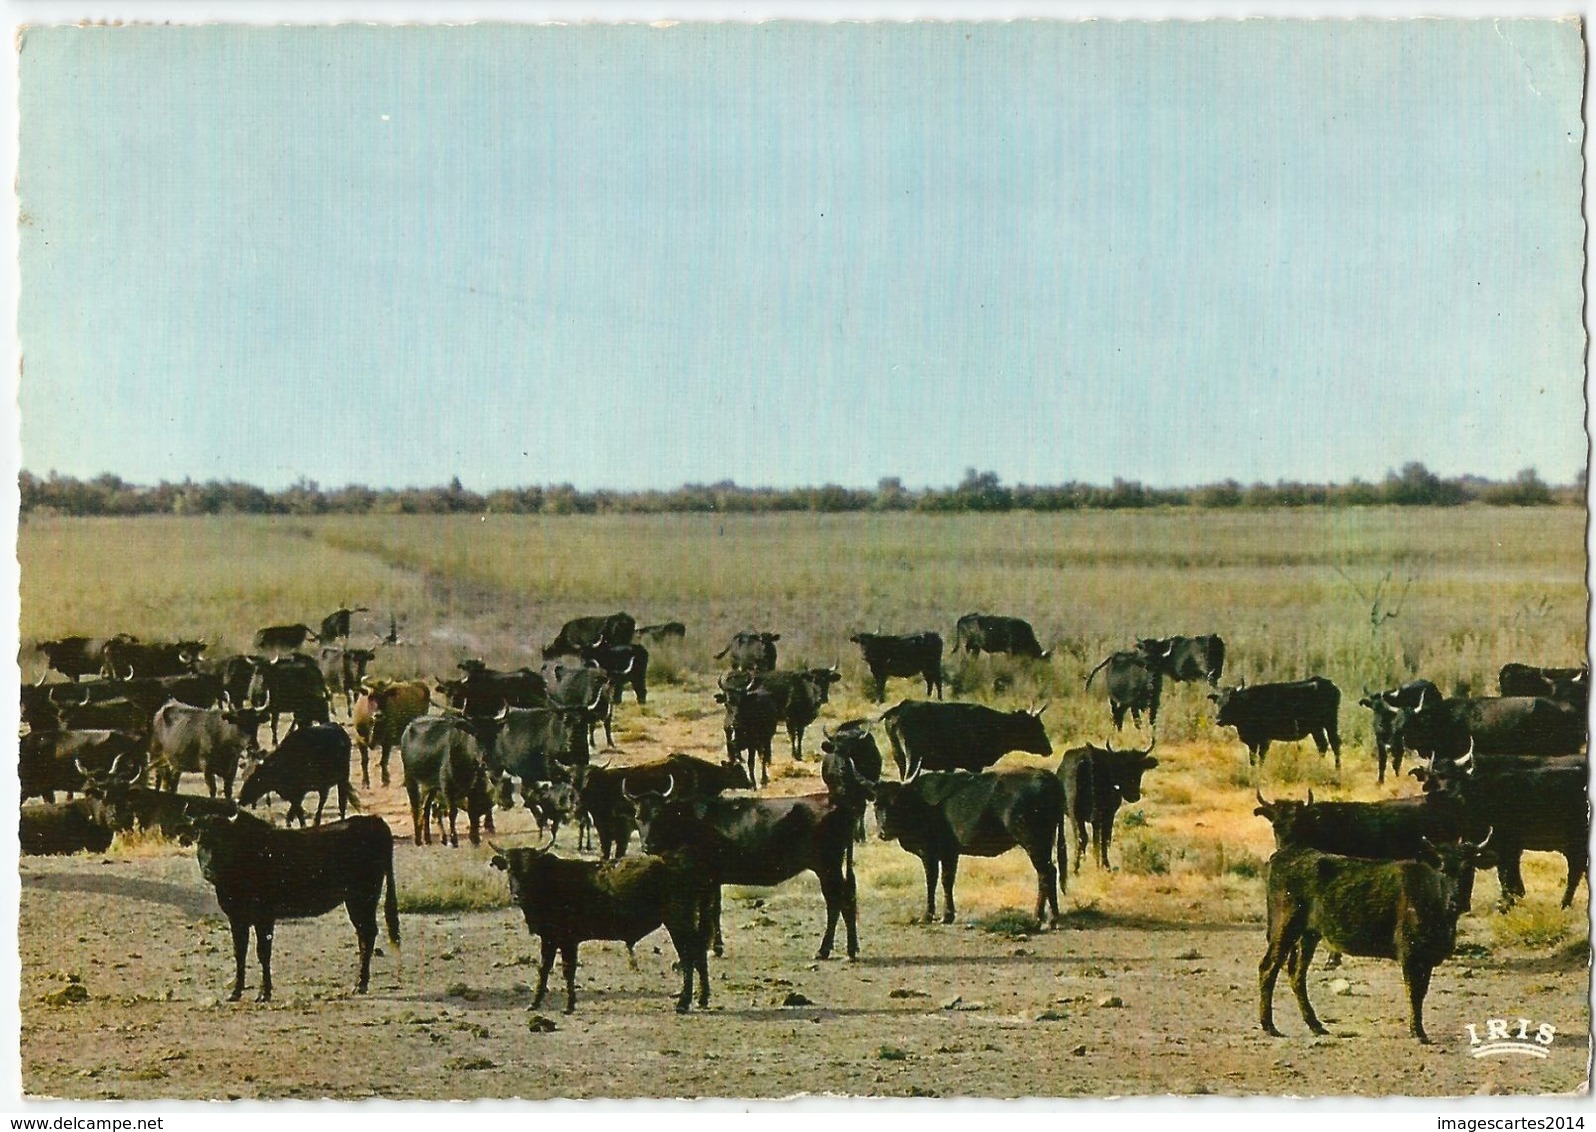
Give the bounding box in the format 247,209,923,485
18,703,1593,1101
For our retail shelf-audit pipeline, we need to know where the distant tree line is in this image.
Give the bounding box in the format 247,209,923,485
17,464,1580,519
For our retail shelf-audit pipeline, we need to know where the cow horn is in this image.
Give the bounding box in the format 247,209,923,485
1457,740,1475,774
621,656,635,675
584,688,605,713
122,663,135,681
33,671,45,686
1236,676,1246,690
622,777,637,802
1415,687,1428,713
1032,702,1049,717
258,690,271,711
661,774,675,800
494,703,510,723
1255,787,1268,808
1105,738,1116,754
1476,826,1493,850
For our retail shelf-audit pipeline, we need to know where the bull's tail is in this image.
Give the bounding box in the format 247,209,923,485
1055,794,1069,897
1084,654,1112,690
881,710,910,779
383,843,402,974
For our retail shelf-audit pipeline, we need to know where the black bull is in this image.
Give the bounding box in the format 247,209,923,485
1395,694,1586,762
874,769,1066,928
1209,677,1342,774
1057,742,1158,872
544,613,636,658
1259,839,1495,1043
952,614,1050,659
585,753,752,860
1416,752,1589,909
882,700,1051,778
634,791,859,961
194,811,400,1002
851,632,942,702
490,844,714,1014
1085,651,1162,731
1135,634,1226,686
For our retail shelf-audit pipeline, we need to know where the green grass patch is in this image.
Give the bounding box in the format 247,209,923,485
974,909,1038,937
397,854,511,914
1491,901,1579,951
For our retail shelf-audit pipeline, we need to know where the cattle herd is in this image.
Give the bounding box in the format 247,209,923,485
17,608,1590,1047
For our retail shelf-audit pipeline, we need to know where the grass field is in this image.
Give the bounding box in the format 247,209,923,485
16,505,1590,1098
20,505,1587,744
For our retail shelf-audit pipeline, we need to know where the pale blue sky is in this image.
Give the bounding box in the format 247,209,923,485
17,19,1587,491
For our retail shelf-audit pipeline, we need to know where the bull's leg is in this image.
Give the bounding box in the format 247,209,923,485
205,770,218,799
1328,727,1342,779
1402,959,1433,1043
228,918,251,1002
1110,702,1126,731
710,887,725,957
940,854,959,924
816,863,846,960
662,920,702,1013
406,784,424,845
1375,741,1388,786
790,724,802,762
560,943,579,1014
379,745,392,788
624,942,639,971
359,743,371,788
920,854,940,923
287,797,307,828
349,898,378,994
1497,848,1527,910
255,920,275,1002
308,789,326,826
1072,818,1088,875
1253,740,1271,769
336,782,350,822
1561,846,1588,909
1258,913,1304,1036
1029,847,1059,927
872,673,886,703
760,743,771,787
533,937,557,1008
1288,933,1327,1035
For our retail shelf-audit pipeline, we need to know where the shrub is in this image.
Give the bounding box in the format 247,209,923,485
1491,901,1577,950
1118,832,1173,876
